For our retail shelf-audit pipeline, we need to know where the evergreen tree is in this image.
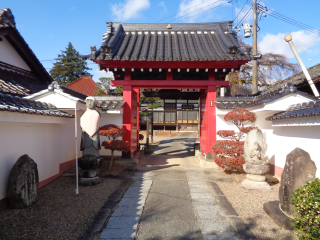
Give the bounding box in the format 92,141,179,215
50,42,91,86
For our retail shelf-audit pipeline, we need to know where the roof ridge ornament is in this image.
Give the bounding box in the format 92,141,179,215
0,8,16,28
167,24,172,29
48,81,61,91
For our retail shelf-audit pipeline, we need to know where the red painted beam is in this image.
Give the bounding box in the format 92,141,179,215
93,60,249,69
111,80,229,88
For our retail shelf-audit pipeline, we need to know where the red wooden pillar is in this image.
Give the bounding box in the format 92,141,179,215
122,69,138,158
134,88,139,153
200,69,217,155
205,85,217,155
200,89,207,155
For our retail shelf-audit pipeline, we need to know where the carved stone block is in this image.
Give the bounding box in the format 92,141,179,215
279,147,316,217
7,154,39,208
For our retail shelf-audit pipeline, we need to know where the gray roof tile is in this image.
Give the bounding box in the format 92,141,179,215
0,93,74,118
262,63,320,94
84,22,250,62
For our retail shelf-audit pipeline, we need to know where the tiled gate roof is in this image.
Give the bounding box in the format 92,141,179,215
84,22,251,62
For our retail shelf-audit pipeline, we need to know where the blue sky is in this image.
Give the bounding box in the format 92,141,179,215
1,0,320,82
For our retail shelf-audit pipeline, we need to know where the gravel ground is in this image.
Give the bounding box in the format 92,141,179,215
0,159,127,240
217,181,297,240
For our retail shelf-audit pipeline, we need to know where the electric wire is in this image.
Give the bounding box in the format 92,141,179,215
257,4,320,35
236,6,252,27
233,0,249,24
160,0,226,24
174,2,231,23
155,0,222,23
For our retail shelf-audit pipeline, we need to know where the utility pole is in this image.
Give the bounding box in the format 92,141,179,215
252,0,258,94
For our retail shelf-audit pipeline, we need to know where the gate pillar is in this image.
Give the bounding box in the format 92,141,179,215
122,86,138,158
134,88,140,153
200,86,216,156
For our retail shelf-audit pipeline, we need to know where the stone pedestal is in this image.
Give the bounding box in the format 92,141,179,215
78,155,103,186
241,164,271,191
263,201,294,230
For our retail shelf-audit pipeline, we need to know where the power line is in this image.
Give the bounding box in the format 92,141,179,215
235,6,252,27
155,0,222,23
257,4,320,35
174,2,231,23
233,0,249,24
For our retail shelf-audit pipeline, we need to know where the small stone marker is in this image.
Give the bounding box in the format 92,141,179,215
205,152,213,160
7,154,39,208
279,147,316,217
263,147,317,230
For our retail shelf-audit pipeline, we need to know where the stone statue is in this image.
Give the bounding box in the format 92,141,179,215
78,97,103,186
247,141,266,165
90,46,97,59
241,129,270,190
80,98,101,157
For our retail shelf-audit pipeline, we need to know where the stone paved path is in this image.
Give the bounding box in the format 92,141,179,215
99,132,240,240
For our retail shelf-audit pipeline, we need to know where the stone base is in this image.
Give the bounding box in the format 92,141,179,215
199,159,219,169
243,163,270,175
246,174,266,182
78,156,103,169
80,169,99,178
263,201,294,230
241,179,271,191
79,177,102,186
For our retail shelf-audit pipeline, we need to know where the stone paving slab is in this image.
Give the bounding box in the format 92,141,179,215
196,209,226,221
106,216,140,229
100,228,136,239
124,186,150,194
203,235,241,240
192,198,217,205
122,191,149,198
112,205,143,217
117,198,146,207
136,220,202,240
198,220,238,236
189,185,211,193
190,192,215,199
188,181,208,186
99,179,152,240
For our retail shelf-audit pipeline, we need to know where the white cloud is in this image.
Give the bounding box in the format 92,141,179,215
158,1,167,14
111,0,150,21
177,0,231,23
92,67,114,82
259,30,320,59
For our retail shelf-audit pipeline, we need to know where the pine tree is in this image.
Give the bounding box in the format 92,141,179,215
50,42,91,86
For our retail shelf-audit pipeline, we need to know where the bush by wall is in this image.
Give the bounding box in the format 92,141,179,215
212,108,256,172
100,124,129,171
291,178,320,240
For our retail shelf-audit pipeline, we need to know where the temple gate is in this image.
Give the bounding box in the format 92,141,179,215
84,21,250,157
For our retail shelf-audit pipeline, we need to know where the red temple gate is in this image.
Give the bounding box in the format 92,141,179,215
84,21,250,157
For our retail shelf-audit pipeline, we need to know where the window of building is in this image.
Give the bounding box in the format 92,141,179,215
164,103,176,110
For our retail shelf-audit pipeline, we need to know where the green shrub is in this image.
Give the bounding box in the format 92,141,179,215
291,178,320,240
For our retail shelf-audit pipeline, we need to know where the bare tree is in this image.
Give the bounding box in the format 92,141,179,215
230,40,300,95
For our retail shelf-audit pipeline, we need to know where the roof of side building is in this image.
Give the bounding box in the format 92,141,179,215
66,75,98,96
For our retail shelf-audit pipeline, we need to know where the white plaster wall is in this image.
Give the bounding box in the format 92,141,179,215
0,35,31,71
27,91,86,110
99,113,123,156
0,113,83,200
255,112,320,177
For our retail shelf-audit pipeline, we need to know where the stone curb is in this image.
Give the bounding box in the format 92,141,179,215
208,182,257,240
78,174,134,240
